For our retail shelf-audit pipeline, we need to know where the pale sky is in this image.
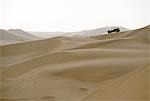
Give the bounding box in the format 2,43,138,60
1,0,150,31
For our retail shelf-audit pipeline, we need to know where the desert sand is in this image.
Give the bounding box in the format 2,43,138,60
0,25,150,101
0,29,40,46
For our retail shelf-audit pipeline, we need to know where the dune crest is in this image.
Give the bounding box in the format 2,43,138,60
0,25,150,101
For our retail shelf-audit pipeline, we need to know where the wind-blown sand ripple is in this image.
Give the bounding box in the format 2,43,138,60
0,25,150,101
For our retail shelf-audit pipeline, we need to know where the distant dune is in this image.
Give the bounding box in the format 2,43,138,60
72,26,128,37
0,25,149,101
30,26,128,38
8,29,40,40
0,29,40,46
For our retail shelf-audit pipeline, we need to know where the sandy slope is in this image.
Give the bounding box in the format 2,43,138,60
0,29,40,46
8,29,40,40
0,25,149,101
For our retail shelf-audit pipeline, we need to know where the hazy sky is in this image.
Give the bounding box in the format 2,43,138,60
1,0,149,31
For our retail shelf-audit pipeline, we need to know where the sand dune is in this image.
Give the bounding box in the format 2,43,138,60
8,29,40,40
0,25,150,101
0,29,40,46
72,26,128,37
30,26,128,38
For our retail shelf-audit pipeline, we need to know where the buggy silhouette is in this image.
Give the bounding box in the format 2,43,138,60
108,28,120,33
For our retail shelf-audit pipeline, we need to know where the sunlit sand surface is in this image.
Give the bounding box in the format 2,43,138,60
0,25,149,101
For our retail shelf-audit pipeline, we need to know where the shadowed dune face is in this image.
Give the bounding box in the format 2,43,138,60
0,25,150,101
